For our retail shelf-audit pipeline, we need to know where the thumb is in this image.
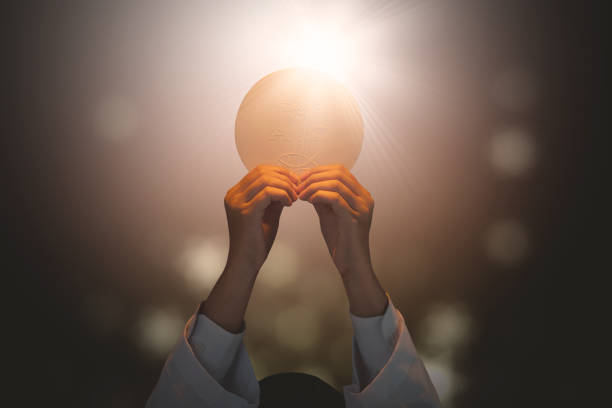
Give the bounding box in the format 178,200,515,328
314,202,333,218
262,201,284,224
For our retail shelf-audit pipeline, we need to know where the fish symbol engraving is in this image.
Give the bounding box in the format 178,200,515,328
277,152,319,173
274,101,327,171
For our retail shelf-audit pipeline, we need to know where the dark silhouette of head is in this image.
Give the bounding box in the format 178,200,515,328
258,372,344,408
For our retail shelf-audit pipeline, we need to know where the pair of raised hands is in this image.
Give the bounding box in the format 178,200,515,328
202,164,387,334
223,164,374,279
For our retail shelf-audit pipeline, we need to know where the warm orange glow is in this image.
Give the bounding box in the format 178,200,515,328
287,23,356,83
235,68,363,172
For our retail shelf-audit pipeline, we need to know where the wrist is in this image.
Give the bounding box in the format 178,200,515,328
200,260,258,334
342,266,388,317
224,257,259,279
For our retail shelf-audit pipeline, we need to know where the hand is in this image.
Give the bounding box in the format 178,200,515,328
297,165,374,279
224,165,299,274
297,165,387,316
202,165,298,333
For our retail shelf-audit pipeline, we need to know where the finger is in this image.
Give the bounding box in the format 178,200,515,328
231,173,296,204
284,168,301,185
299,164,355,181
244,174,298,202
296,169,311,181
307,190,359,218
298,169,363,197
273,166,299,185
313,202,331,217
303,165,366,194
240,170,297,195
248,186,292,214
241,165,299,188
299,179,367,213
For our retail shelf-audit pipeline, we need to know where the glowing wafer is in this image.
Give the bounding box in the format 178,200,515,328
235,68,363,173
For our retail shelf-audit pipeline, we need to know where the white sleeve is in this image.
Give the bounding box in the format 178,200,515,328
343,293,441,408
146,303,260,408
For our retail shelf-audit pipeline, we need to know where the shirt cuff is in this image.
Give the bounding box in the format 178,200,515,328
349,292,400,389
343,295,441,407
189,303,246,383
146,312,259,407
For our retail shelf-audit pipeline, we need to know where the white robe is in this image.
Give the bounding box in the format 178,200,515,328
146,293,441,407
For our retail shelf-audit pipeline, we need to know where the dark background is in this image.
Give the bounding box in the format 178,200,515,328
5,0,602,406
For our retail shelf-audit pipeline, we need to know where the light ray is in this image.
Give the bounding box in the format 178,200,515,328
354,89,419,194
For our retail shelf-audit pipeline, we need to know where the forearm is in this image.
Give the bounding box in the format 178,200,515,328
341,263,388,317
201,260,258,333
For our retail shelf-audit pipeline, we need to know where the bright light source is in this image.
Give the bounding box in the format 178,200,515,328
287,23,355,82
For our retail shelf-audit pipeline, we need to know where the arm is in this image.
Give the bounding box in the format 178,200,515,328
203,164,300,332
297,165,441,407
297,165,386,317
147,165,300,407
